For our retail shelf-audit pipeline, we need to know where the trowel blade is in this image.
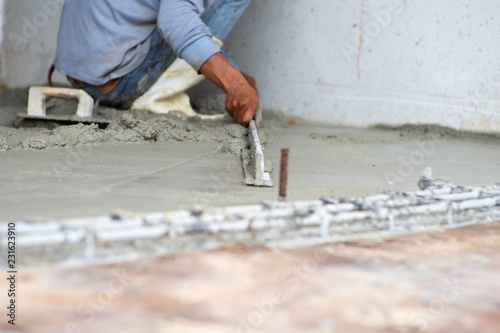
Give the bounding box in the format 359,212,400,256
242,104,273,187
17,113,111,125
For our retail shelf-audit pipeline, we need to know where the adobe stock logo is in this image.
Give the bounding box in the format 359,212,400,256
383,134,446,190
236,246,335,333
7,0,65,52
341,0,405,63
409,278,462,332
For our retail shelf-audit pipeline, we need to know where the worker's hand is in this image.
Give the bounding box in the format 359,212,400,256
200,52,260,127
242,73,259,96
225,80,259,127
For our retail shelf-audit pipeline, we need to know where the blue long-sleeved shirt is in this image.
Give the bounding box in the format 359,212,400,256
54,0,221,85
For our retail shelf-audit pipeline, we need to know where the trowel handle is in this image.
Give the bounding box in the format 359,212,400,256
253,104,263,129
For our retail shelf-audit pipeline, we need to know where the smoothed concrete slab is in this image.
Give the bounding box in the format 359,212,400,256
1,120,500,221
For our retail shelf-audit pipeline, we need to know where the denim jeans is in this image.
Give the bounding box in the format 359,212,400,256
73,0,251,109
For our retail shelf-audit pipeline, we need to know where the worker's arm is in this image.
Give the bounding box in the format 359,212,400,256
200,52,259,127
157,1,258,125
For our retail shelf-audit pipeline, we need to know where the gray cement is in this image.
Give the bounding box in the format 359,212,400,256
0,89,245,151
1,118,500,221
1,89,500,222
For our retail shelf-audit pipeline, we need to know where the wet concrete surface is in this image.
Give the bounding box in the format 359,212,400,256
1,119,500,221
6,221,500,333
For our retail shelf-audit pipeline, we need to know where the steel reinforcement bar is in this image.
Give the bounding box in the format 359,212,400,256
1,183,500,266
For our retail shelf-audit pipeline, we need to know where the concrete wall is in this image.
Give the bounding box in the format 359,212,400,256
2,0,500,133
0,0,3,46
225,0,500,133
2,0,65,87
0,0,5,86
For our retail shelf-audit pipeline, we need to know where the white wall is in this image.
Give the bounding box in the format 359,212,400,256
0,0,3,46
0,0,5,85
2,0,64,87
225,0,500,133
2,0,500,133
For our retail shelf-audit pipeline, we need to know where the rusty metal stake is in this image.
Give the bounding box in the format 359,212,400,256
279,148,290,199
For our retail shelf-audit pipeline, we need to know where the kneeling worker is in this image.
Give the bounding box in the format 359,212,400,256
54,0,258,127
